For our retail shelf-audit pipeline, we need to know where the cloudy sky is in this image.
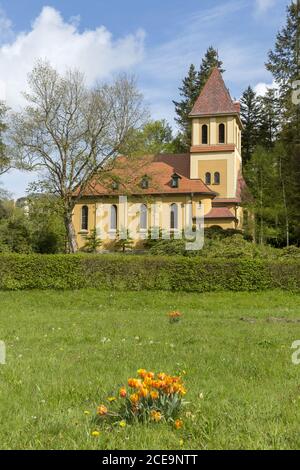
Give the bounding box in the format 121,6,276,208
0,0,289,197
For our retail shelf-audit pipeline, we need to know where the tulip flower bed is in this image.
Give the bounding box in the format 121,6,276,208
96,370,186,428
2,289,300,450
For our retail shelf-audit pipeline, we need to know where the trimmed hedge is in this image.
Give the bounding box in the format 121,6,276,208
0,254,300,292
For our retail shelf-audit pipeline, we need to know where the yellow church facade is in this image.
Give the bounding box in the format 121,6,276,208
72,68,244,251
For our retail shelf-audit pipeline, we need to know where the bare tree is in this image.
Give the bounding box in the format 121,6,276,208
10,62,148,252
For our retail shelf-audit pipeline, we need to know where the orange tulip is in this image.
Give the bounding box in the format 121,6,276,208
150,391,159,400
119,387,127,398
174,419,183,430
130,393,140,404
97,405,108,416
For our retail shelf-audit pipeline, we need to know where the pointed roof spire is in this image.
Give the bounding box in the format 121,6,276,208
190,67,239,116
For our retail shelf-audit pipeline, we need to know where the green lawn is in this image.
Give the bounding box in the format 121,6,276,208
1,289,300,450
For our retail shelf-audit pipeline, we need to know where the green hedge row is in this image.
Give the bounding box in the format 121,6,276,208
0,254,299,291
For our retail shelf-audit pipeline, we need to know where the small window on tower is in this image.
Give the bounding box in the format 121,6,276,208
205,172,211,185
202,125,208,144
219,124,225,144
214,172,220,185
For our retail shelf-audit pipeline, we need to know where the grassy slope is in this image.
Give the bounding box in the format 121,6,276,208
1,289,300,450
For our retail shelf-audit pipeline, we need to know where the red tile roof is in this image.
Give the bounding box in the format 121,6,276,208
205,207,236,219
190,68,239,117
81,154,217,197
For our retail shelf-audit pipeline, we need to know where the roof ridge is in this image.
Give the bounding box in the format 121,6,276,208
189,67,238,117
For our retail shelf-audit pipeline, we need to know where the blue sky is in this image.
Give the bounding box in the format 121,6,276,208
0,0,290,197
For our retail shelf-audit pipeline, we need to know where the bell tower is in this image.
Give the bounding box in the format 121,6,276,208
189,68,243,200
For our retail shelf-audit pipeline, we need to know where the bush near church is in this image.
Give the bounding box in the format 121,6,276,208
0,253,299,292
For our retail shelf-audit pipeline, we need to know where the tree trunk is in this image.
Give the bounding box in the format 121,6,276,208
64,213,78,254
278,153,290,248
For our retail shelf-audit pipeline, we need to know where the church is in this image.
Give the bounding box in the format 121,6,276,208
72,68,244,250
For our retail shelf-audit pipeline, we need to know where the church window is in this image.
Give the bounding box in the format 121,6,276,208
219,123,225,144
214,172,220,185
81,206,89,231
202,124,208,144
205,172,211,185
170,203,178,230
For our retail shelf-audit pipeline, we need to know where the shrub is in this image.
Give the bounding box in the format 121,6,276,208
0,253,299,291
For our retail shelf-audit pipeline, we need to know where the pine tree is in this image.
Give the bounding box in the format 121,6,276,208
240,86,260,163
173,64,201,150
266,1,300,244
198,46,224,90
266,2,299,106
173,47,224,150
82,229,102,253
257,88,281,150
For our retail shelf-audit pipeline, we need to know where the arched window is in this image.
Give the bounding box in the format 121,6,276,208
202,124,208,144
140,204,148,230
170,203,178,230
219,123,225,144
205,172,211,185
110,205,118,231
214,172,220,185
81,206,89,231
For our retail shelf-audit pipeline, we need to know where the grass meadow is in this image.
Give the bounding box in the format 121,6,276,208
1,289,300,450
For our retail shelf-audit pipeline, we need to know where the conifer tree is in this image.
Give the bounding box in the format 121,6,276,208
173,47,224,150
240,86,260,163
257,88,281,150
266,1,300,244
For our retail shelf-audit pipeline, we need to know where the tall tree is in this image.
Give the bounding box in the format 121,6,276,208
0,102,9,176
10,62,147,253
120,119,174,157
257,88,281,149
173,64,201,150
173,47,224,150
240,86,260,163
266,1,300,244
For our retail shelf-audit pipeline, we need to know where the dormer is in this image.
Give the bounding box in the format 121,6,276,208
141,175,150,190
171,173,181,189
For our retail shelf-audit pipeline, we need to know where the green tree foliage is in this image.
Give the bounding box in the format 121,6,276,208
0,102,9,176
82,229,102,253
240,86,260,163
0,194,65,254
114,230,134,253
257,89,281,149
120,120,175,156
173,47,224,150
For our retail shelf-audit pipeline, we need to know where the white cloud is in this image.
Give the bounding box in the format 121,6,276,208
254,80,278,96
0,6,145,108
255,0,276,14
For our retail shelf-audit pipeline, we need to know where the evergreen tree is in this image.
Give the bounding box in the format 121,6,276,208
257,88,281,150
266,1,300,244
82,229,102,253
173,47,224,150
240,86,260,163
198,46,225,90
266,2,299,106
173,64,201,150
